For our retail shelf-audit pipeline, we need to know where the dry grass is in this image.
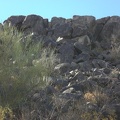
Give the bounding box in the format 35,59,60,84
84,91,108,105
110,36,120,61
0,25,58,119
110,45,120,60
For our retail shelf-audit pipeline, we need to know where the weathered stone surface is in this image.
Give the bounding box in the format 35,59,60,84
116,64,120,70
86,102,98,112
92,59,108,68
69,80,97,92
74,52,91,63
90,76,111,87
54,63,70,74
23,34,57,48
45,85,56,95
79,61,93,71
98,16,120,49
97,50,112,61
3,15,25,29
93,16,110,41
68,70,86,82
21,14,48,35
62,87,75,94
74,35,91,53
42,36,57,48
60,92,83,100
72,15,95,28
76,35,91,45
54,23,72,38
70,62,79,70
50,17,73,38
51,17,66,28
2,14,120,119
111,104,120,120
52,79,68,88
103,68,111,74
72,15,95,37
56,42,74,63
72,26,87,38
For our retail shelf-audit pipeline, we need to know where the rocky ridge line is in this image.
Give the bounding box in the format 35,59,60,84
0,15,120,119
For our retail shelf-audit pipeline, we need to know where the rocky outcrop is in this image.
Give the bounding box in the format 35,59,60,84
1,14,120,119
3,14,120,51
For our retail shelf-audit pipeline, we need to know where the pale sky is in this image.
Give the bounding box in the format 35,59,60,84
0,0,120,22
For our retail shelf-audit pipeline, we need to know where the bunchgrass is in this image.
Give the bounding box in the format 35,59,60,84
110,36,120,61
0,25,58,118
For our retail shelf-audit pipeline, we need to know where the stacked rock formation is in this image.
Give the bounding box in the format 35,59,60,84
1,14,120,119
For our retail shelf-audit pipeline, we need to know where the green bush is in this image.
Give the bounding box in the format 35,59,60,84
0,26,57,110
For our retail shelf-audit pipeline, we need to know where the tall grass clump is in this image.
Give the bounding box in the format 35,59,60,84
110,45,120,61
0,25,58,118
110,36,120,61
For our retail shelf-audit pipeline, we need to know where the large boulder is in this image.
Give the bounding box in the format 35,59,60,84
56,41,74,63
72,25,88,38
53,23,72,38
72,15,95,28
3,15,25,29
50,17,72,38
54,63,70,74
72,15,96,37
92,59,108,68
74,35,91,53
93,16,110,41
94,16,120,50
21,14,48,35
74,52,91,63
78,61,93,72
50,17,66,28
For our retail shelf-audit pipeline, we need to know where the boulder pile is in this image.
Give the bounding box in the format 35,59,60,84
1,15,120,119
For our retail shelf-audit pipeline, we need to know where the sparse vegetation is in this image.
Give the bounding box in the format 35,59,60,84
110,36,120,61
110,44,120,61
0,25,119,120
0,26,58,118
0,106,14,120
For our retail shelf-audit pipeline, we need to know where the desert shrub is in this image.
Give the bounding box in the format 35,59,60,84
110,44,120,61
0,26,58,114
110,36,120,61
84,91,108,106
0,106,14,120
53,99,116,120
56,88,116,120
